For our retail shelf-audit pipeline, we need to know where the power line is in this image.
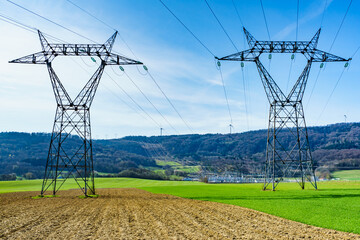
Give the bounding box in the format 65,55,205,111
316,0,352,123
101,83,151,124
128,65,194,134
231,0,244,28
306,67,322,109
64,0,140,61
65,0,115,31
351,45,360,58
285,57,294,93
147,70,194,133
230,1,251,131
203,0,237,130
241,66,249,130
158,0,215,56
285,1,299,93
218,65,233,125
123,71,179,133
259,0,272,76
204,0,239,52
244,65,252,123
67,56,166,132
104,71,165,130
316,67,346,123
6,0,97,43
0,13,64,43
72,58,174,150
259,0,271,40
320,0,328,27
328,0,352,52
0,13,36,32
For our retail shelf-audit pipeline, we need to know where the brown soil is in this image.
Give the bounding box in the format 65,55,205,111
0,188,358,240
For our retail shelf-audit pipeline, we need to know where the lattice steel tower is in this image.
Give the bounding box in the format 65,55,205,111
217,28,350,190
10,31,142,196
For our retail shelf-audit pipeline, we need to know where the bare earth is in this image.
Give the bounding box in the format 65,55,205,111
0,188,358,240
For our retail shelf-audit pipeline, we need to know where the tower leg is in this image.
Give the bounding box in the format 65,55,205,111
263,104,276,190
263,102,317,190
296,103,317,190
40,106,95,196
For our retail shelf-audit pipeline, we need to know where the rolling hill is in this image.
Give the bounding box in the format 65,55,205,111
1,122,360,179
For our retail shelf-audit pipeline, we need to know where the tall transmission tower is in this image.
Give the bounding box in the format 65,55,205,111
10,31,142,196
217,28,350,190
229,123,233,134
160,127,164,136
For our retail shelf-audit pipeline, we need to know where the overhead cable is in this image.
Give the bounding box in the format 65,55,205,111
259,0,271,40
147,70,194,133
158,0,215,56
328,0,353,52
316,67,346,123
202,0,240,130
320,0,328,27
231,0,244,28
64,0,140,61
241,66,249,130
123,71,179,133
306,68,322,109
6,0,96,43
104,71,166,130
317,0,353,122
204,0,239,52
218,64,233,125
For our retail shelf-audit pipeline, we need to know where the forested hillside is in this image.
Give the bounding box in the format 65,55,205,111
1,122,360,180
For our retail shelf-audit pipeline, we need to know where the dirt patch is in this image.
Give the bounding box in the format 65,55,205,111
0,188,358,239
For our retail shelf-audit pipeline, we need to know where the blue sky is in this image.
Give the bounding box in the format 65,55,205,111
0,0,359,138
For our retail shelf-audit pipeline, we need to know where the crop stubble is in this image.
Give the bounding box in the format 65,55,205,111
0,188,358,239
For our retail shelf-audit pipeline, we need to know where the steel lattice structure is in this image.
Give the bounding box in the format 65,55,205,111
10,31,142,196
217,28,350,190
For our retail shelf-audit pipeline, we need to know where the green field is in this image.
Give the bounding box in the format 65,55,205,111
155,159,200,173
332,170,360,180
1,178,360,234
0,178,203,194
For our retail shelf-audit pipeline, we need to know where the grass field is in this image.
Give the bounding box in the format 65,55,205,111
142,181,360,234
332,170,360,180
0,178,203,194
155,159,201,173
1,178,360,234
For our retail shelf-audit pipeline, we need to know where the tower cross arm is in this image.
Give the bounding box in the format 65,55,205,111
104,53,143,65
9,46,142,65
216,49,256,62
9,52,53,64
249,40,312,54
45,43,142,65
9,31,142,65
309,49,351,62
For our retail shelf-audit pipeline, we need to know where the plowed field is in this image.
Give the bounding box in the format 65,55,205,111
0,188,358,239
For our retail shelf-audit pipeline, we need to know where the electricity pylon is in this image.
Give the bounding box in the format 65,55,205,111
217,28,350,190
10,31,142,196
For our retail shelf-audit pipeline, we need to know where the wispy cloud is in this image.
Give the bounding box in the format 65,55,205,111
273,0,334,40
